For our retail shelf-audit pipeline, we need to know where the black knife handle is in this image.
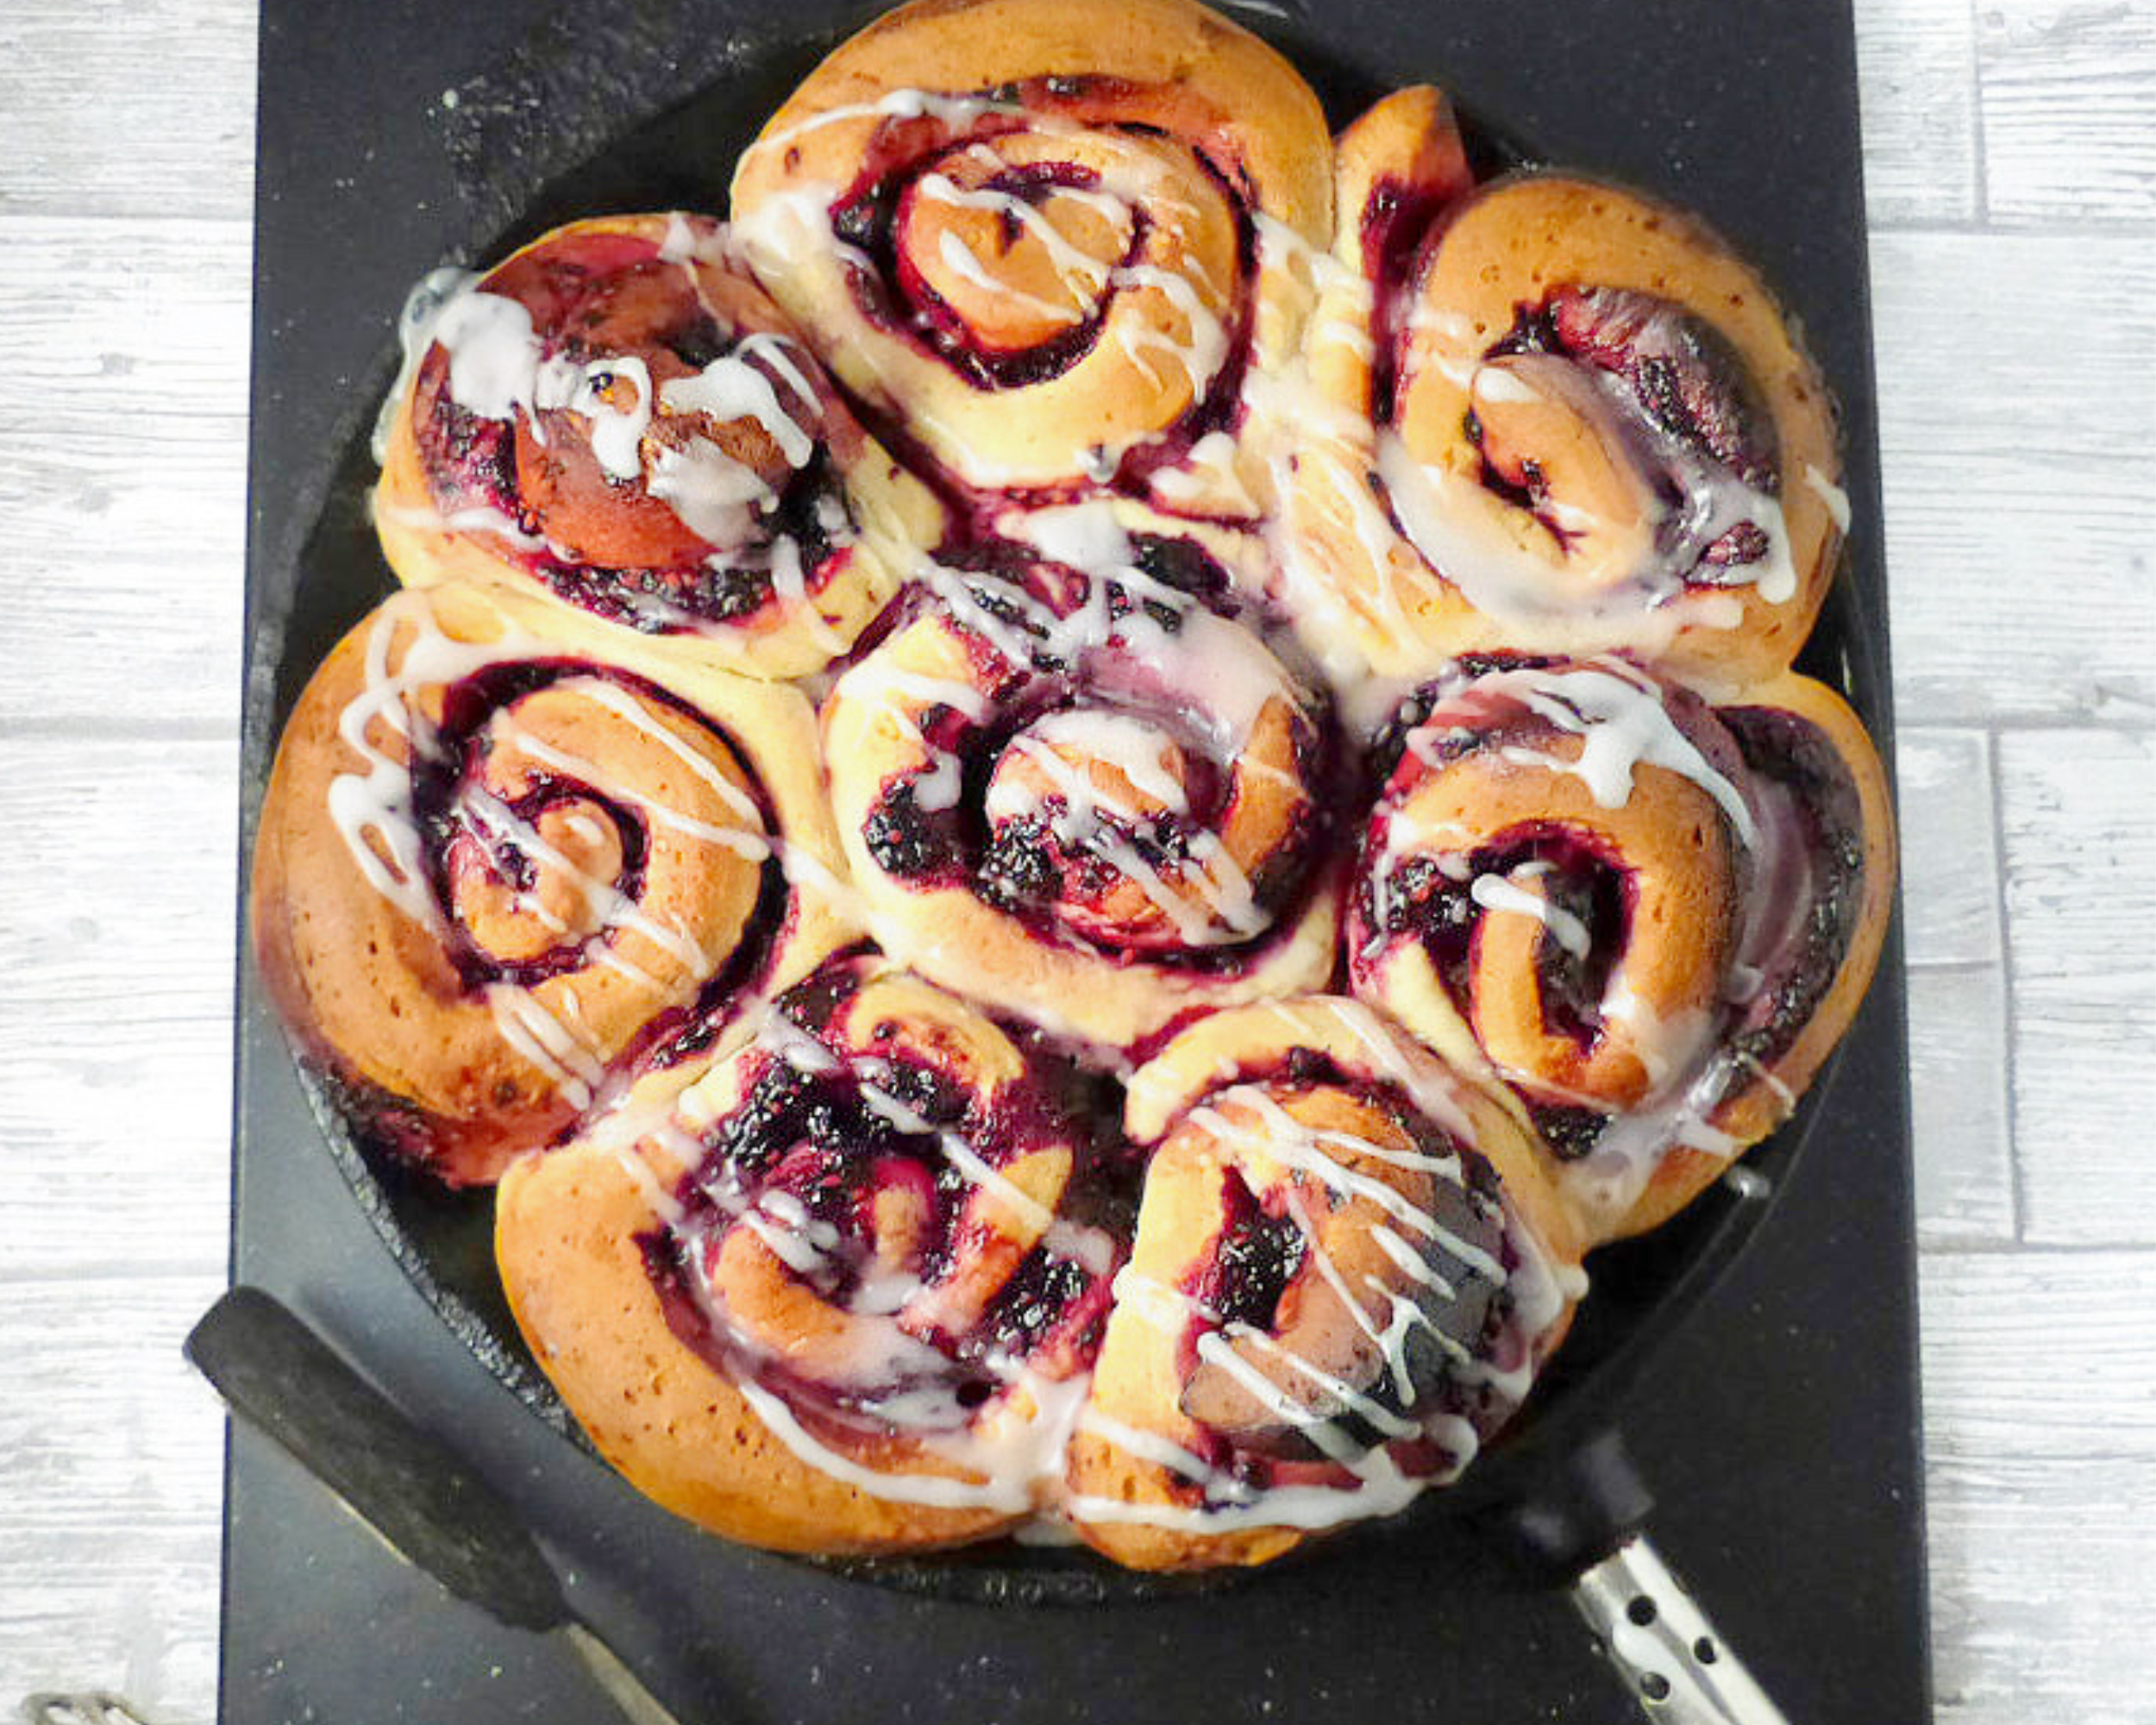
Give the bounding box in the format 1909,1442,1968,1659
185,1285,570,1634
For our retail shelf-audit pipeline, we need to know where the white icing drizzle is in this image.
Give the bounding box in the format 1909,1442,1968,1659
740,88,1026,171
659,336,818,468
1376,432,1765,646
936,229,1087,326
1494,662,1759,848
547,354,653,480
1470,866,1593,960
648,439,774,545
1803,462,1853,533
486,982,607,1109
317,593,834,1135
843,518,1313,953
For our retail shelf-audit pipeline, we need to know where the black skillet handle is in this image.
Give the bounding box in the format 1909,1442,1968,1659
1479,1429,1792,1724
185,1285,571,1634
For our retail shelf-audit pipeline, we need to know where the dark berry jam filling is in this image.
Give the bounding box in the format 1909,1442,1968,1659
637,965,1120,1436
812,94,1262,507
1189,1167,1307,1335
1715,706,1869,1071
859,561,1337,969
410,662,785,1017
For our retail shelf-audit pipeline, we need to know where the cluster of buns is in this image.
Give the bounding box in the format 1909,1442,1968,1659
251,0,1894,1570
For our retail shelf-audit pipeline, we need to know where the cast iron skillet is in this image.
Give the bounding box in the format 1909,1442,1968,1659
255,5,1895,1714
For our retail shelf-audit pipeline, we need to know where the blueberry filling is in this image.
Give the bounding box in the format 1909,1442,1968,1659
524,447,848,633
1171,1080,1513,1467
1468,286,1783,580
637,970,1116,1432
403,662,786,1019
817,98,1262,499
857,566,1332,966
833,152,1133,389
1715,706,1868,1070
1190,1168,1307,1335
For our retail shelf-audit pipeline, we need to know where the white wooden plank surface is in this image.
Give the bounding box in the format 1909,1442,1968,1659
1,0,2152,1719
0,0,256,223
1921,1251,2156,1724
1907,966,2018,1245
0,739,236,1280
1999,731,2156,1245
1871,229,2156,726
1898,730,2004,968
0,215,252,729
1855,0,1983,226
0,1277,228,1716
1978,0,2156,227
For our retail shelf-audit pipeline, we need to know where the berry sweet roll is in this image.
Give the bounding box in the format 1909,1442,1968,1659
375,212,943,679
249,581,858,1186
1278,90,1846,693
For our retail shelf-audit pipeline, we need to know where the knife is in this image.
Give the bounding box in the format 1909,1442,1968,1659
185,1286,684,1725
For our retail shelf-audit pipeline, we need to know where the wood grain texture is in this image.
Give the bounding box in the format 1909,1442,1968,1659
1872,229,2156,725
1921,1250,2156,1724
1979,0,2156,227
0,737,238,1281
1998,730,2156,1245
1853,0,1984,225
1898,729,2003,968
1908,965,2017,1245
0,0,256,223
0,1275,226,1719
0,215,251,730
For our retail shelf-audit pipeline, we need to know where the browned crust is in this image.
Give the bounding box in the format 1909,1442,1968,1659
819,601,1341,1050
1407,174,1839,682
732,0,1330,240
1615,671,1897,1237
1069,997,1582,1569
1287,124,1843,693
728,0,1331,511
495,1135,1017,1552
376,213,939,680
248,581,857,1187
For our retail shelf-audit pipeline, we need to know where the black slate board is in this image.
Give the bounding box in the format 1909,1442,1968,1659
229,0,1929,1718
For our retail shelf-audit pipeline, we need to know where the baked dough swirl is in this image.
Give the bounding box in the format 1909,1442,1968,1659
250,582,856,1185
496,957,1123,1553
1279,89,1846,693
1066,997,1583,1570
1346,653,1895,1241
376,213,942,678
821,512,1341,1050
730,0,1332,521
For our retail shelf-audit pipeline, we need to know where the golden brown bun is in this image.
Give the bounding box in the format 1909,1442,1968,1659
1282,91,1841,695
730,0,1332,516
249,581,857,1185
376,213,942,681
819,567,1341,1051
1068,997,1583,1570
496,1131,1018,1553
1345,657,1896,1245
497,958,1115,1552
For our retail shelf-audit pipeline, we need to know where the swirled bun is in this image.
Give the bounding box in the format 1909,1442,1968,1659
250,581,856,1184
1280,90,1842,694
496,958,1119,1552
1067,997,1583,1569
730,0,1332,518
819,531,1342,1050
376,213,942,679
1347,655,1894,1241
